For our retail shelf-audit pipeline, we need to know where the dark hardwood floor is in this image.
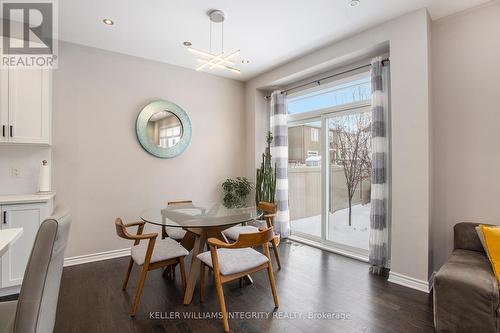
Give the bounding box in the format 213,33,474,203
53,241,434,333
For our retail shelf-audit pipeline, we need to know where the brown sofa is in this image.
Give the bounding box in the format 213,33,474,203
434,222,499,333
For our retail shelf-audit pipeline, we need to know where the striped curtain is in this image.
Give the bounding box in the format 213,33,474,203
270,91,290,238
369,57,389,275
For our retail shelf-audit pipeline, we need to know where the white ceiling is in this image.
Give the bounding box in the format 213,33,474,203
58,0,489,81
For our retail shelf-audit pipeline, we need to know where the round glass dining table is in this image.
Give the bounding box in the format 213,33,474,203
140,202,261,229
139,202,262,305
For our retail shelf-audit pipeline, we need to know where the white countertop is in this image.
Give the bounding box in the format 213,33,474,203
0,192,55,205
0,228,23,257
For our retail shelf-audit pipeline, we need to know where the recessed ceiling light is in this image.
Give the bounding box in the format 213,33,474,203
349,0,360,7
183,41,192,47
102,18,114,25
241,59,250,64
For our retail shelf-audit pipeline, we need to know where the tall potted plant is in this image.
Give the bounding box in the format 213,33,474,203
255,131,276,205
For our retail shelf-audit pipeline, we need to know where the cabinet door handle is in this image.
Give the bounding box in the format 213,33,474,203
9,125,13,137
2,211,6,224
2,125,4,137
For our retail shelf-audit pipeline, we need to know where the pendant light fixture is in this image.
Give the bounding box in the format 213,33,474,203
185,9,241,74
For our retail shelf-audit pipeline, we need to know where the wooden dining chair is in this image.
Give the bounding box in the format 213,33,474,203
115,218,189,316
198,228,279,332
223,201,282,269
162,200,192,241
161,200,195,279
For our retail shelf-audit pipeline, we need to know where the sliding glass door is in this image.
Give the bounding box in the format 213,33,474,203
324,109,371,254
286,73,373,258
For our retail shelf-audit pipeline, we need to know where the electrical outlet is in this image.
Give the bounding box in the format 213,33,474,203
11,167,20,178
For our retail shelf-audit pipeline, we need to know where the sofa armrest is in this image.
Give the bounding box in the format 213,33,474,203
454,222,485,253
434,250,499,333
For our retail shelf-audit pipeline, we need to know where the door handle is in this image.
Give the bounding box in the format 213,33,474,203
2,211,6,224
2,125,4,137
9,125,13,137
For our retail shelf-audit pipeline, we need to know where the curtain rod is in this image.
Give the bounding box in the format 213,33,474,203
264,58,390,99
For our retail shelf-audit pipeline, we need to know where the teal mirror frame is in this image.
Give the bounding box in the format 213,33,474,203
136,100,192,159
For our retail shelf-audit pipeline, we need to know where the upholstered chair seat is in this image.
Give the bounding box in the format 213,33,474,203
165,227,187,241
131,237,189,266
223,225,259,241
197,248,269,276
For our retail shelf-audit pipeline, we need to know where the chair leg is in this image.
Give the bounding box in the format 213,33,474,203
266,263,279,308
162,226,167,239
130,263,149,316
122,258,134,290
167,265,174,281
199,262,205,303
162,266,171,279
214,273,229,332
271,238,282,270
179,257,186,292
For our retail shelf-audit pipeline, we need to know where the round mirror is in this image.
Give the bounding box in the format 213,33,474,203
147,111,183,148
136,100,192,158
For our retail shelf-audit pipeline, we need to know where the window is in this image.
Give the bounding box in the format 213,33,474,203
159,125,182,148
287,76,370,115
311,128,319,142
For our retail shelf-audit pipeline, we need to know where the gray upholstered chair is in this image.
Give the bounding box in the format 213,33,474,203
0,208,71,333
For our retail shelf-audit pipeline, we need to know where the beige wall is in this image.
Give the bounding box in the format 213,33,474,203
245,9,432,284
431,1,500,272
53,42,245,258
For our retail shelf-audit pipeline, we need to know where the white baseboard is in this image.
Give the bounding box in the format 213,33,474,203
388,271,430,293
63,248,130,267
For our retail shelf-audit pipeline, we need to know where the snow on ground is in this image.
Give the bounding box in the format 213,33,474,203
291,203,370,250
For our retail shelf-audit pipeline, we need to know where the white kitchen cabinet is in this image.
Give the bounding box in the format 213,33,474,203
0,68,51,145
0,196,54,290
0,69,7,143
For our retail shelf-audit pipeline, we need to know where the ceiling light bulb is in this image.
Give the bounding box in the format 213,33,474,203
183,41,192,47
103,18,114,25
349,0,360,7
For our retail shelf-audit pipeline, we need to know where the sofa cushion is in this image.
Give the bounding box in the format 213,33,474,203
434,249,499,333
